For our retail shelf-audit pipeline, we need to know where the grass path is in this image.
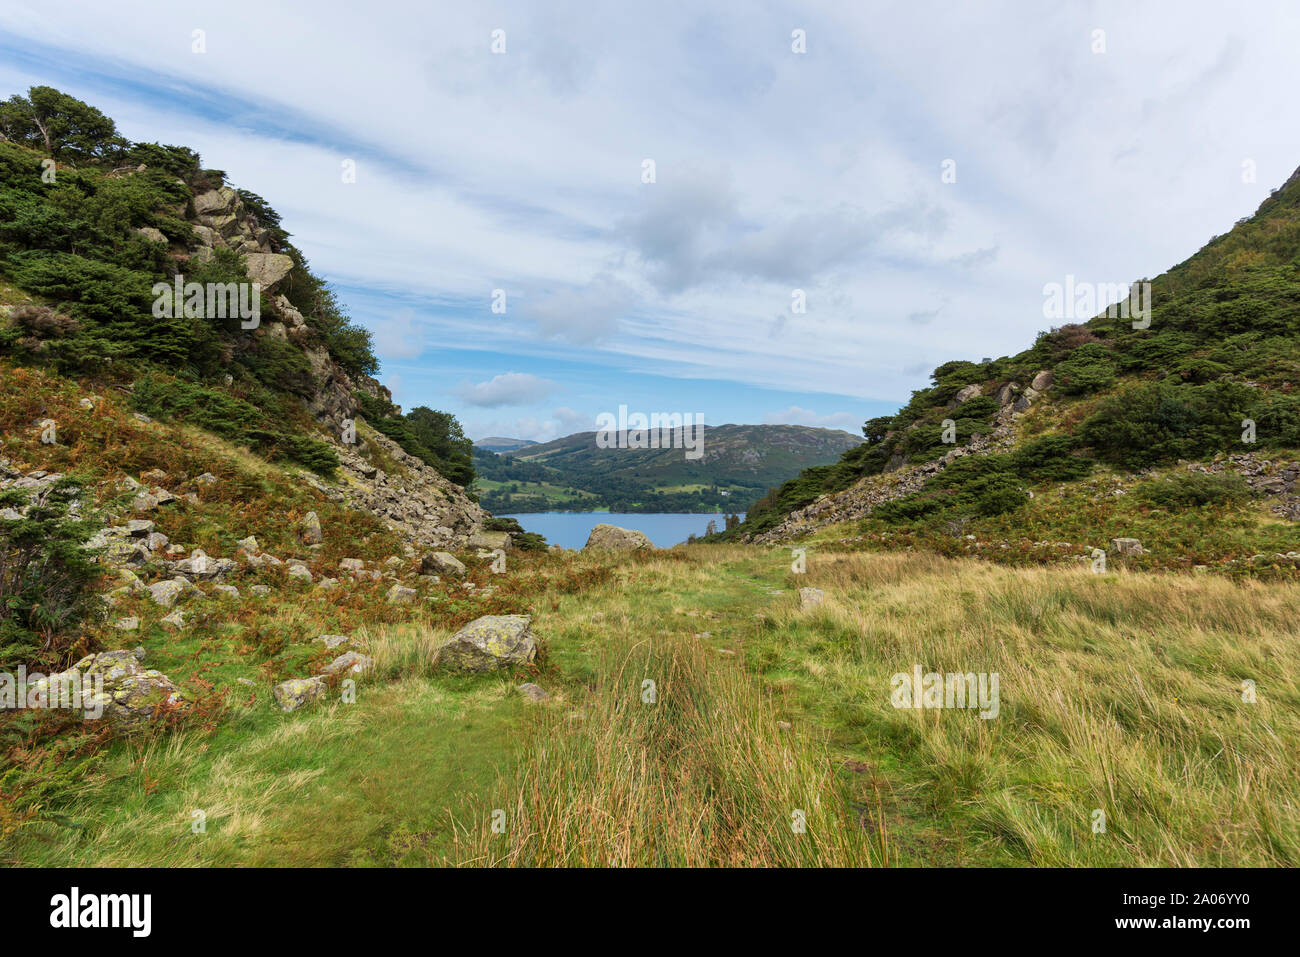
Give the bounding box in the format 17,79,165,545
4,545,1298,867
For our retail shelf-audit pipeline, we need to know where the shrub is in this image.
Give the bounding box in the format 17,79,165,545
1134,472,1251,508
0,478,105,670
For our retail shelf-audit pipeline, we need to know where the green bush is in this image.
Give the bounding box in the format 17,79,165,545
0,478,105,670
1134,472,1251,508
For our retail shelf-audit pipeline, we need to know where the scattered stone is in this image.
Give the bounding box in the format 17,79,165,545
316,634,358,650
339,557,365,573
386,584,417,604
272,676,327,713
1110,537,1144,557
776,720,793,732
159,609,188,631
799,587,825,609
435,615,538,673
212,583,240,599
131,412,153,423
319,651,374,677
195,472,218,485
27,649,190,729
236,535,260,555
114,617,140,631
421,551,466,577
147,577,198,608
287,564,313,582
468,530,512,551
249,584,271,597
517,682,550,702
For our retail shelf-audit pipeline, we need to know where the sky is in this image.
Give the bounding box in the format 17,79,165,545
2,0,1298,442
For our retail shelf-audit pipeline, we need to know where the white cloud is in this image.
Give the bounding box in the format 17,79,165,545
762,406,862,431
453,372,560,407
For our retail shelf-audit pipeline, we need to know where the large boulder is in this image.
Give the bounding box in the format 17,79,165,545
583,524,653,553
435,615,538,674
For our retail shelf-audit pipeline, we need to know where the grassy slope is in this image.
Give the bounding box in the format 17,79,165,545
5,531,1296,866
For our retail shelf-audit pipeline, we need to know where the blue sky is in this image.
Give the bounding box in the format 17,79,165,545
3,1,1298,440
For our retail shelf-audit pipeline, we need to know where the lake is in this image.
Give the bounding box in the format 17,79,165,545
500,512,744,550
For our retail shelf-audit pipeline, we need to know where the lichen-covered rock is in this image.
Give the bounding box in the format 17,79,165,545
385,584,416,604
28,649,190,730
583,524,654,553
300,511,323,545
517,682,550,702
272,676,327,713
435,615,537,673
147,576,199,608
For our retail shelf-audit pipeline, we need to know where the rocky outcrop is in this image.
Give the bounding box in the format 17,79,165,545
300,432,490,550
748,399,1022,544
583,524,654,552
27,649,191,730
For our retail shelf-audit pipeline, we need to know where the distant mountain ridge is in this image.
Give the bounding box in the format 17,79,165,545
475,436,538,453
473,423,863,513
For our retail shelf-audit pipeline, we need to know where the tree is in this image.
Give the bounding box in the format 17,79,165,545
0,87,125,161
407,406,475,486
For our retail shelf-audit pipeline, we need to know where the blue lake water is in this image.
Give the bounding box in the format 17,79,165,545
500,512,744,550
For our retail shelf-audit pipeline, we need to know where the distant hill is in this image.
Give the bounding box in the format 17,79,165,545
475,436,538,453
473,424,863,513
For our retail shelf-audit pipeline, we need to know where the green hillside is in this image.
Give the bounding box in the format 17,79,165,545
727,165,1300,548
473,423,863,513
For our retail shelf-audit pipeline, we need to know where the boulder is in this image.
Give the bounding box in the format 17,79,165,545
1110,537,1144,557
135,226,167,244
159,609,188,632
300,511,322,545
147,576,199,608
995,382,1021,406
517,682,550,702
1030,370,1054,391
799,587,825,609
468,530,512,552
28,649,190,730
386,584,417,604
319,651,374,677
242,252,294,290
952,384,983,405
435,615,538,673
272,676,327,713
421,551,466,577
583,524,654,553
287,564,313,582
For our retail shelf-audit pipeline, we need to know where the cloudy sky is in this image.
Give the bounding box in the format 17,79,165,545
3,1,1297,441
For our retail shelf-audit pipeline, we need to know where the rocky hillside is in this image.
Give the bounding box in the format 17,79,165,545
0,88,487,554
728,163,1300,563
